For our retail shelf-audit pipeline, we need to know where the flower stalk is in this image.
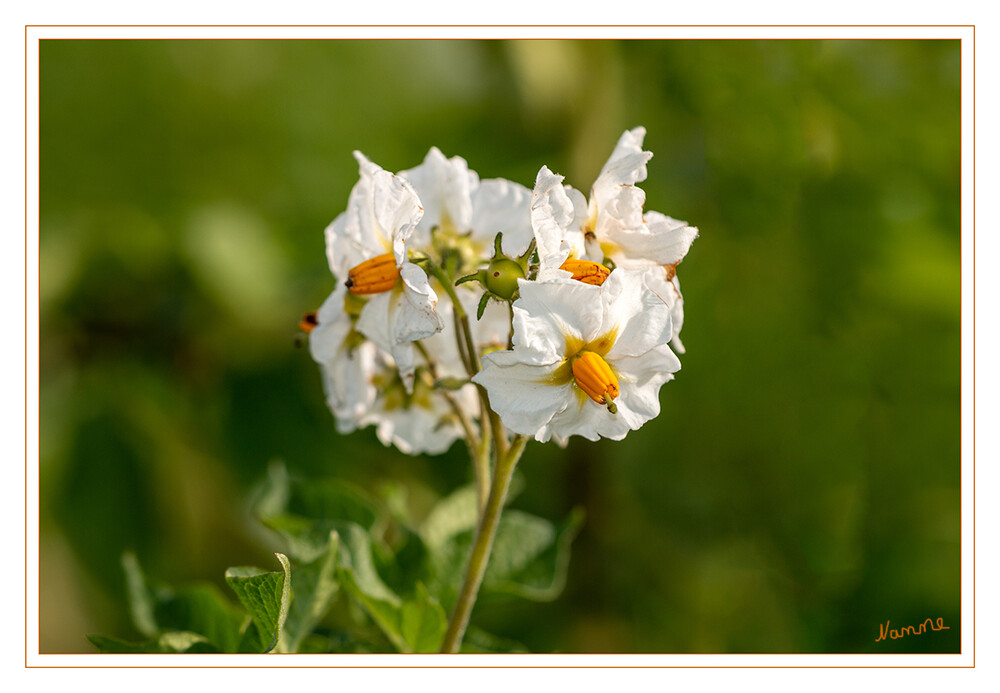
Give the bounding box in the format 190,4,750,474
440,434,529,653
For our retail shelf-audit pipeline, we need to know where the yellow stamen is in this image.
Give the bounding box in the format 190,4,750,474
560,259,611,286
572,351,620,412
663,263,677,282
346,253,400,295
299,311,318,333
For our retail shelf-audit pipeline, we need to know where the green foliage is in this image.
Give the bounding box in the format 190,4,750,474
44,40,960,654
90,464,580,653
224,554,291,653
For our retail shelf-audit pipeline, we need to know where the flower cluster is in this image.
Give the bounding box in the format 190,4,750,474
306,127,698,453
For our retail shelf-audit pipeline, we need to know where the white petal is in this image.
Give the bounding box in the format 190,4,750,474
512,277,603,361
612,343,681,420
399,147,478,240
590,128,652,222
471,351,572,438
644,270,687,354
600,270,673,361
595,183,647,237
530,165,586,270
396,262,445,342
391,342,419,394
366,395,462,456
355,291,393,350
543,395,628,442
354,266,443,391
597,127,651,188
350,150,424,266
308,288,378,428
471,178,534,256
603,210,698,266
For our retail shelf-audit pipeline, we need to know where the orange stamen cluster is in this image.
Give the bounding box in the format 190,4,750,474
560,259,611,286
572,351,620,412
346,253,399,295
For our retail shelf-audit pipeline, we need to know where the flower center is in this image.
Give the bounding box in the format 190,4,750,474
572,350,620,413
559,259,610,286
346,253,400,295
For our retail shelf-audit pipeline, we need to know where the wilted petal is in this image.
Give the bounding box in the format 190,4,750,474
530,165,586,270
590,127,652,226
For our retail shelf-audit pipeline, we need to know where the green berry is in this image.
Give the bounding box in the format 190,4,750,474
484,258,524,300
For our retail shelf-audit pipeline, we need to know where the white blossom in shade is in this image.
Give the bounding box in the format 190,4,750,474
308,285,378,435
324,151,444,391
399,147,534,261
471,269,681,444
529,127,698,349
361,312,474,456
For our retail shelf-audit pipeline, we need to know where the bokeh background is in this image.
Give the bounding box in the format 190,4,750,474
39,39,961,653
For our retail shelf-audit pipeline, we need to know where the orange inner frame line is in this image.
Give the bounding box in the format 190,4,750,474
346,253,400,295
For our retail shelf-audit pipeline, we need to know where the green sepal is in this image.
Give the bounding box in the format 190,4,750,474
477,292,491,320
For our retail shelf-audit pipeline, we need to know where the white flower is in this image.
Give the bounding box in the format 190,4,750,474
307,285,378,435
309,284,473,455
529,127,698,350
362,310,475,456
471,269,680,444
324,151,445,391
399,147,534,263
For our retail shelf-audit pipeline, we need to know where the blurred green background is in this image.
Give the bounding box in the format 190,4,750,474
39,39,961,653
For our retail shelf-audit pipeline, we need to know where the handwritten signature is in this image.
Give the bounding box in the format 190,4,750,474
876,617,950,642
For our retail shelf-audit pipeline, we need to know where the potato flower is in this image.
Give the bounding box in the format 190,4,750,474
530,127,698,351
471,269,680,444
324,151,444,391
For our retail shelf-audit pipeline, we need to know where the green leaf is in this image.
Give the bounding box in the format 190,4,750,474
87,631,216,653
423,500,584,608
255,465,384,533
421,485,480,551
87,634,156,653
225,553,292,653
399,583,447,653
252,460,292,521
290,479,382,531
156,631,213,653
277,531,340,653
459,627,529,654
336,523,407,651
264,514,338,563
154,583,246,654
121,551,158,638
484,508,585,601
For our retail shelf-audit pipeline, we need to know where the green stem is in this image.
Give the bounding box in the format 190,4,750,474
439,434,530,653
425,256,493,513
